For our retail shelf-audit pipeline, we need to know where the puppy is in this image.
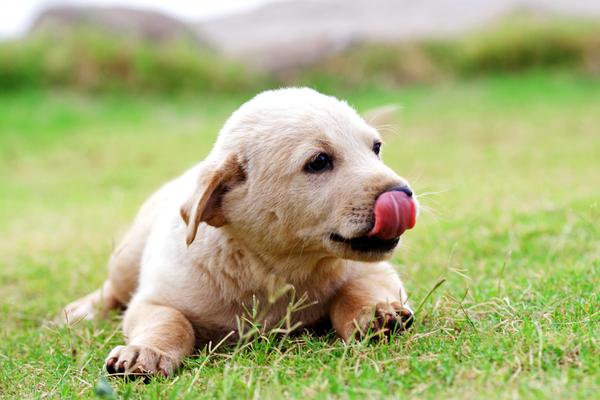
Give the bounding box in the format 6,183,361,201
64,88,419,377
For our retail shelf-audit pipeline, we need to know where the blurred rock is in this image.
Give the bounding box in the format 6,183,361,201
28,1,600,72
195,0,600,71
31,6,200,44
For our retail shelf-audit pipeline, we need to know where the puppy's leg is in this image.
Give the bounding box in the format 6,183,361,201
105,301,195,377
330,262,413,342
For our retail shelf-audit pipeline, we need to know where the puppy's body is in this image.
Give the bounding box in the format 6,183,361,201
136,165,347,340
65,88,417,377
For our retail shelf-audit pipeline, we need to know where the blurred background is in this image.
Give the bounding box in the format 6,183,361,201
2,1,600,397
1,0,600,93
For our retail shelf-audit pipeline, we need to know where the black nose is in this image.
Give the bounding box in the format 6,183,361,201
390,185,413,198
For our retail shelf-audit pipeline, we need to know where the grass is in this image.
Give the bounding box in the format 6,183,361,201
2,17,600,94
0,29,269,94
0,71,599,398
297,17,600,89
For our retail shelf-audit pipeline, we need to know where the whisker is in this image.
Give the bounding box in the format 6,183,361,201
415,189,451,198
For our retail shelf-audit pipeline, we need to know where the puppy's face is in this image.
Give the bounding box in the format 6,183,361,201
184,88,418,262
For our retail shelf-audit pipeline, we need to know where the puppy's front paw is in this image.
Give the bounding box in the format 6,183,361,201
105,345,177,378
351,301,414,341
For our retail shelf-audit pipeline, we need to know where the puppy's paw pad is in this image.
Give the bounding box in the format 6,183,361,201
375,301,414,331
353,301,414,340
105,345,175,378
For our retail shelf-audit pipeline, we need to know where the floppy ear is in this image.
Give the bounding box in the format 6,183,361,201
362,104,400,132
180,153,245,246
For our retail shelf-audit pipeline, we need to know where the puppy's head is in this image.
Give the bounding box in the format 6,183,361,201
182,88,418,262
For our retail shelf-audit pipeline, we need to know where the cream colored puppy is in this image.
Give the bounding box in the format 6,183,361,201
64,88,419,377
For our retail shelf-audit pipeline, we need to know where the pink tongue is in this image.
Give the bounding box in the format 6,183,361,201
368,191,416,240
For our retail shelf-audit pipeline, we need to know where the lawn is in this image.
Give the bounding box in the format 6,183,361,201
0,72,598,399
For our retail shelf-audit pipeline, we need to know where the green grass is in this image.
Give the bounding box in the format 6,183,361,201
1,71,599,398
0,30,269,94
2,17,600,94
287,17,600,89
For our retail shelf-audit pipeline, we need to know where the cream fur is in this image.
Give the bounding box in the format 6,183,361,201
64,88,418,377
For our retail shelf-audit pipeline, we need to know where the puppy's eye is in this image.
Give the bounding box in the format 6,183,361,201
305,153,332,173
373,141,382,156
